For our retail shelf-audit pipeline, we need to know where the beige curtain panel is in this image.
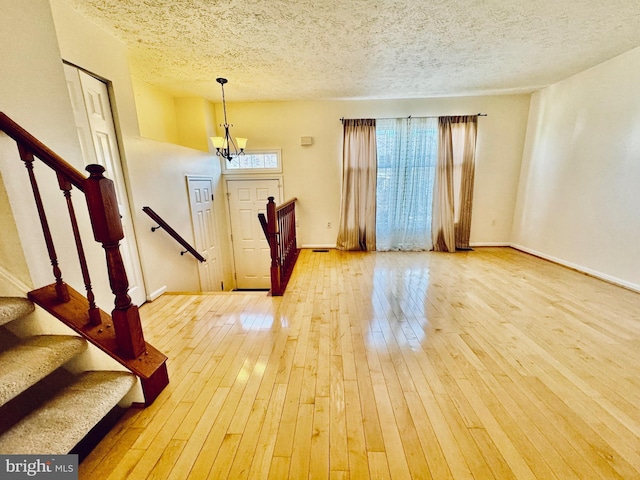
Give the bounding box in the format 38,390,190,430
432,115,478,252
336,119,377,251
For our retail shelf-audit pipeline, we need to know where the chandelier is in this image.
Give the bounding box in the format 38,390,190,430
210,77,247,162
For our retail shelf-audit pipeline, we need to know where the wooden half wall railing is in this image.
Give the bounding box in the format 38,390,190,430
258,196,300,296
0,112,168,405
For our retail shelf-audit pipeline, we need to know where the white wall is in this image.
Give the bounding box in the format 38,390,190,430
215,95,531,248
512,46,640,291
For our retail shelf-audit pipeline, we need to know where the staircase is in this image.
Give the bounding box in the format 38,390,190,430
0,112,168,406
0,297,136,455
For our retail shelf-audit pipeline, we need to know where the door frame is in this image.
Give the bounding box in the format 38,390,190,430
223,174,283,290
63,62,148,305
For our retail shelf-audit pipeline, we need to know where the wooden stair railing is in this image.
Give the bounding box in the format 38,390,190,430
142,206,205,262
258,196,300,296
0,112,168,405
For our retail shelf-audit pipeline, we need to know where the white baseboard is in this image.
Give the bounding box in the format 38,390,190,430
0,265,32,296
301,244,336,249
146,285,167,302
510,243,640,294
470,242,511,247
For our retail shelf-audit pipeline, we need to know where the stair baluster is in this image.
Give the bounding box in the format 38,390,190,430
57,173,101,326
18,145,69,303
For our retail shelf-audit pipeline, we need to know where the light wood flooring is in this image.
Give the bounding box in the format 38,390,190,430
80,247,640,479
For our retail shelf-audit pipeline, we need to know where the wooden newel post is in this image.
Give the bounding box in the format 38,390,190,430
266,197,281,296
85,164,145,358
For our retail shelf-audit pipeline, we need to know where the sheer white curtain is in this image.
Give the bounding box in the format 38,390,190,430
375,117,438,251
432,115,478,251
336,119,377,251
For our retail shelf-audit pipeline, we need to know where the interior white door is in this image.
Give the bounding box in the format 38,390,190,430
187,176,222,291
64,65,147,306
226,178,281,289
64,64,99,166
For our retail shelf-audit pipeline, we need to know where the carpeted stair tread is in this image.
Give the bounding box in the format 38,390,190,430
0,370,136,454
0,335,88,407
0,297,34,327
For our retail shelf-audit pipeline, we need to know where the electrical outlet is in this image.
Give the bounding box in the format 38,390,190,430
491,219,496,226
327,222,332,229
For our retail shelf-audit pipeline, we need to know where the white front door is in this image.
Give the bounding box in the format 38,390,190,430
64,64,147,306
226,179,281,289
187,176,222,292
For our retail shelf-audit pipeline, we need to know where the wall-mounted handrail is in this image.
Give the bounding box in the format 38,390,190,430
259,196,299,296
142,206,206,263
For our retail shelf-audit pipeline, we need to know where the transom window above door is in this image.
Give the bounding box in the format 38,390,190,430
221,150,281,174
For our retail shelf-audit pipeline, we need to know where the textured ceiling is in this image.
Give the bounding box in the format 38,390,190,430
61,0,640,102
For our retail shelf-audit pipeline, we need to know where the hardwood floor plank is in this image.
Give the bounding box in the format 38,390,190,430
367,451,391,480
166,387,230,478
272,366,305,457
79,248,640,479
80,425,143,480
350,327,386,453
145,439,186,480
248,383,288,479
329,354,349,472
77,409,140,477
226,398,268,479
267,456,290,480
343,380,370,479
309,396,330,480
288,403,315,479
104,448,145,480
127,402,192,478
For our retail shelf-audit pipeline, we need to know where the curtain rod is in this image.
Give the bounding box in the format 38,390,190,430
339,113,487,123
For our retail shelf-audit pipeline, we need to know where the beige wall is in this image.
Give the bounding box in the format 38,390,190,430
512,46,640,291
0,0,88,293
132,80,217,152
214,95,531,248
50,0,231,294
0,1,142,398
131,78,179,144
46,0,532,293
0,173,31,291
175,97,215,152
11,0,633,302
123,137,227,293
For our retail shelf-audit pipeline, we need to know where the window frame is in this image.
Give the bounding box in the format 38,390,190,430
220,149,282,175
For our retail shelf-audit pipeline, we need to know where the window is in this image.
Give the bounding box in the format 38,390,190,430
375,117,438,251
221,150,281,174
